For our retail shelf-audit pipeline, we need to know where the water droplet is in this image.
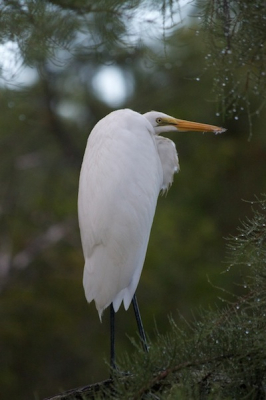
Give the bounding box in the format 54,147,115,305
196,77,200,81
216,112,220,116
234,116,239,120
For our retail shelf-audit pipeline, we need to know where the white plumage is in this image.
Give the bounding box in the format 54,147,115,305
78,109,225,319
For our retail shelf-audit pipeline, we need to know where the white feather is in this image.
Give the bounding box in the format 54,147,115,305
78,109,163,318
78,108,224,321
155,136,179,191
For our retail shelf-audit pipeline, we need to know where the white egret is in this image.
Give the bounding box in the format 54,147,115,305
78,109,225,367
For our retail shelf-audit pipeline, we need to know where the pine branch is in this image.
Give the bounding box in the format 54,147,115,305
44,378,113,400
133,353,235,400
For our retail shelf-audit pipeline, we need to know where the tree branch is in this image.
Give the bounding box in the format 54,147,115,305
44,378,113,400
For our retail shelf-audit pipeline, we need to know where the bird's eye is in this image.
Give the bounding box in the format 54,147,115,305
156,118,162,124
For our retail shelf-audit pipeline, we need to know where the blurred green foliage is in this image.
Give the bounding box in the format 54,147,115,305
0,1,266,399
199,0,266,128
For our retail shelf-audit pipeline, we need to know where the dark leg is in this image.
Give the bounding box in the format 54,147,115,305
132,294,149,352
110,303,116,374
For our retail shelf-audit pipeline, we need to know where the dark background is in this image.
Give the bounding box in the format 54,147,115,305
0,1,265,398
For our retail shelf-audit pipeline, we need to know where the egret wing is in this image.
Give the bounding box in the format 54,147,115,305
78,110,163,318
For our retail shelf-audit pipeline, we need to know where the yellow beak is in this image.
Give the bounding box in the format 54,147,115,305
170,118,226,134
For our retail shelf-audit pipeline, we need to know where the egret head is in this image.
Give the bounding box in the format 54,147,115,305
143,111,226,135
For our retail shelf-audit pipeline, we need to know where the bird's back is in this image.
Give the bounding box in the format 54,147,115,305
78,110,163,318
